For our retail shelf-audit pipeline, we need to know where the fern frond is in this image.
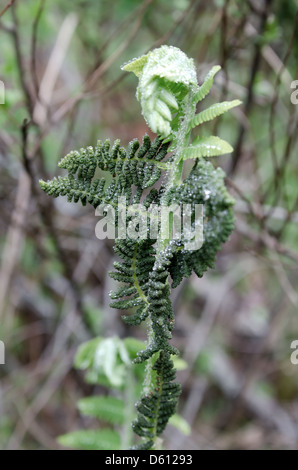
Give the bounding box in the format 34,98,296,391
41,46,239,450
189,99,241,129
40,175,118,208
109,239,156,326
130,242,181,448
121,52,151,77
132,351,181,449
78,396,125,425
169,159,234,287
123,46,197,137
194,65,221,103
94,136,170,189
40,135,170,208
134,239,181,365
182,136,233,160
131,439,154,450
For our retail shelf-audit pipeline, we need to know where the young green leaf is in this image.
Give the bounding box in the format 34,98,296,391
189,99,241,130
74,337,104,370
122,45,197,137
168,414,191,436
121,52,151,77
78,396,125,425
58,429,121,450
194,65,221,103
182,136,233,160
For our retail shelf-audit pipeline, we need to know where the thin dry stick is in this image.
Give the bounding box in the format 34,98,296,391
5,244,104,447
10,2,34,114
213,0,230,136
68,0,198,102
152,0,197,48
33,12,78,127
31,0,46,99
198,11,222,64
0,117,33,321
219,0,230,94
278,192,298,240
52,0,153,124
1,9,86,335
219,294,288,430
0,171,31,319
86,0,153,89
262,11,298,215
16,11,90,338
27,0,193,156
0,0,15,19
235,219,298,263
6,352,74,449
270,251,298,308
89,0,153,74
229,0,272,174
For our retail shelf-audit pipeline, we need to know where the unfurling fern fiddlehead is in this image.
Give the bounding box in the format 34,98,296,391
40,45,240,450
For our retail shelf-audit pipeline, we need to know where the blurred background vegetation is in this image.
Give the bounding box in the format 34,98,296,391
0,0,297,450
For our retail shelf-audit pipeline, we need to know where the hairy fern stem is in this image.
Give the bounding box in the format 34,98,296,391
165,88,196,191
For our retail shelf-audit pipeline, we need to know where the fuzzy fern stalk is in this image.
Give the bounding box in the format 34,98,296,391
40,46,240,450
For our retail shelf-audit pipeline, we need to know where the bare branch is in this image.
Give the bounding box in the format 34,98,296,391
229,0,272,174
0,0,15,19
31,0,46,99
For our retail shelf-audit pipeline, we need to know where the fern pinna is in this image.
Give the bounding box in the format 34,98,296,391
40,46,240,450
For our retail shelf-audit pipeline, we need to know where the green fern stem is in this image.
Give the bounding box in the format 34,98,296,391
165,88,196,191
158,88,196,254
151,350,169,440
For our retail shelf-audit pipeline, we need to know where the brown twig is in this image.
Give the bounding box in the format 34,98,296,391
229,0,272,174
235,219,298,263
213,0,230,136
52,0,153,124
151,0,197,49
217,293,286,430
0,170,31,319
261,11,298,217
10,2,34,114
7,13,89,331
31,0,46,99
0,0,15,19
